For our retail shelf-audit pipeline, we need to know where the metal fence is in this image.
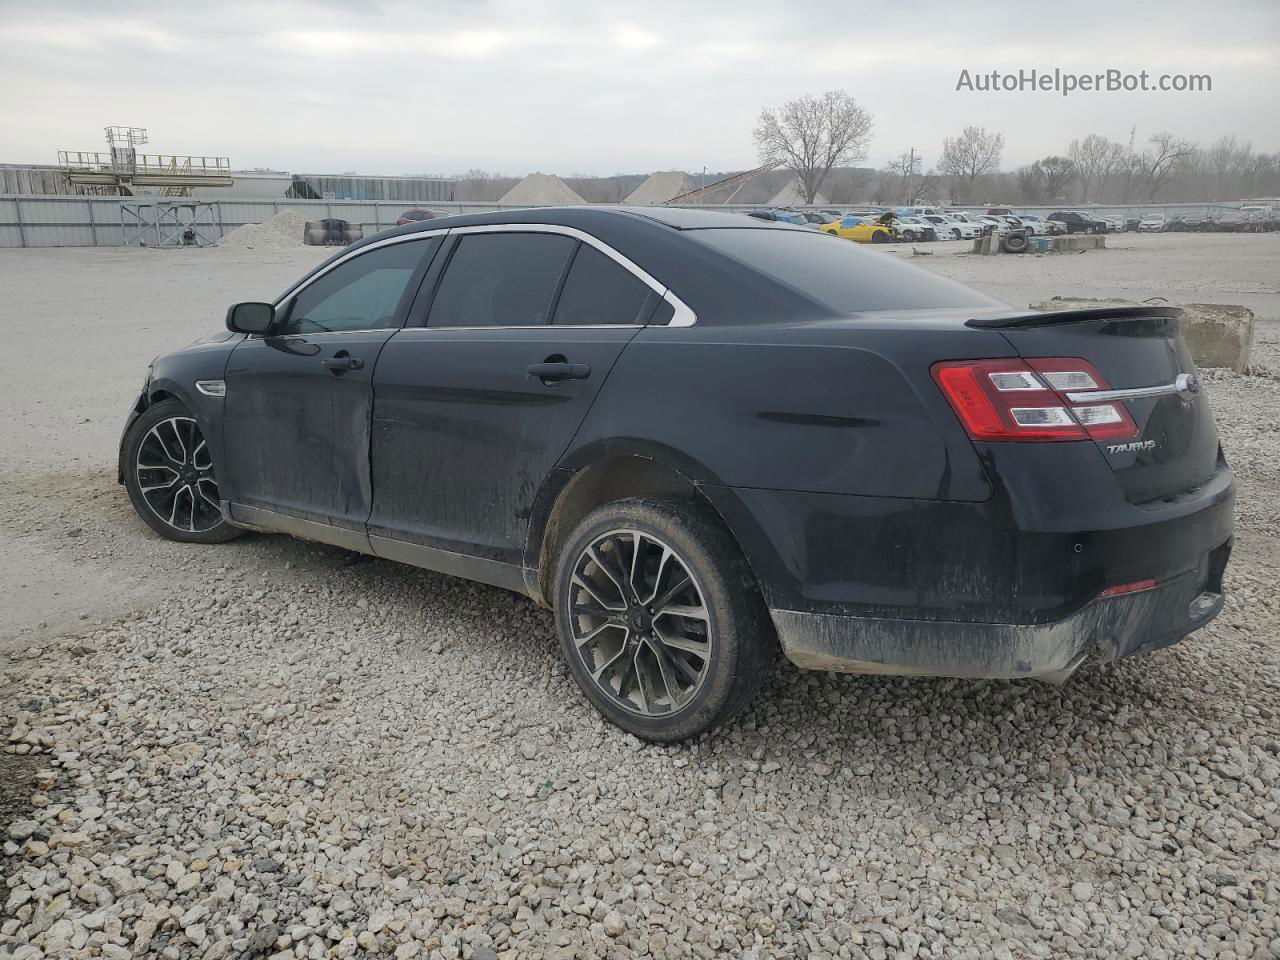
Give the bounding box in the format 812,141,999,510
0,194,1249,248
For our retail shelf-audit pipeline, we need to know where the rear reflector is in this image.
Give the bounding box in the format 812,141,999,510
932,357,1138,442
1098,578,1158,598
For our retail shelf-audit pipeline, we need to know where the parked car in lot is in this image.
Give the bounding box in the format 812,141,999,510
1017,215,1060,235
1213,212,1245,232
923,214,972,239
119,206,1234,740
395,209,438,226
798,211,837,228
1124,217,1141,231
1048,211,1104,234
820,214,894,243
746,209,807,225
893,215,937,242
946,212,993,234
898,206,945,218
1139,215,1168,232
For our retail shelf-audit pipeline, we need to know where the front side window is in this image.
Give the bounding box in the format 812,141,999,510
428,232,575,327
277,239,432,335
552,244,655,326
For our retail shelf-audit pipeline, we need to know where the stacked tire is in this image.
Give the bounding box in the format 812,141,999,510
303,219,365,246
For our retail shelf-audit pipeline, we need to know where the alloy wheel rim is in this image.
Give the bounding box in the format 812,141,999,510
135,417,223,533
568,529,713,717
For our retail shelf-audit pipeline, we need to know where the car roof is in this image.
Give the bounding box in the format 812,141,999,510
381,204,780,237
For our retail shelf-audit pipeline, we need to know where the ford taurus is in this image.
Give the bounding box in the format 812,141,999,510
120,207,1234,740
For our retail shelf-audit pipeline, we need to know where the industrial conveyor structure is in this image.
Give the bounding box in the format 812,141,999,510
58,126,233,197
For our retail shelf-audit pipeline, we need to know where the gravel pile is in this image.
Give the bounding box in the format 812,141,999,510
218,211,309,251
2,348,1278,959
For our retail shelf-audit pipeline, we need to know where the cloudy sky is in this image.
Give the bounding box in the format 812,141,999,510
3,0,1278,177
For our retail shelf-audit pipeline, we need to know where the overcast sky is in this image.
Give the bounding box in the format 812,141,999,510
3,0,1278,178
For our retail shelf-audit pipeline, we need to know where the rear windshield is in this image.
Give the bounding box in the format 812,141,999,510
692,227,1004,314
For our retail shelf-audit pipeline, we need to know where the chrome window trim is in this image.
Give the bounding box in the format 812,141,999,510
441,223,694,327
271,230,450,309
396,325,645,334
265,222,696,330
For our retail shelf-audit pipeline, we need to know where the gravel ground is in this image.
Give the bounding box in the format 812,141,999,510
1,238,1279,959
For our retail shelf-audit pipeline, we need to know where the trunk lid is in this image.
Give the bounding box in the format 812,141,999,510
976,307,1220,504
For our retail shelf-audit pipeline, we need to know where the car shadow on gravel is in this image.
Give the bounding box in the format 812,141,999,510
0,752,41,882
730,649,1220,796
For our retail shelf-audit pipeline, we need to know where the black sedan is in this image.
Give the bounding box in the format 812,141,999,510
119,207,1234,740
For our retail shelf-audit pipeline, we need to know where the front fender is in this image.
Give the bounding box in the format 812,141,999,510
116,336,238,484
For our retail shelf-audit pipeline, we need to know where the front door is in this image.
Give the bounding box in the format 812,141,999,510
369,230,662,573
221,237,441,541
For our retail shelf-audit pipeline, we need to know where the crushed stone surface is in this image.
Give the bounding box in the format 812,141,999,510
0,240,1278,959
218,210,310,250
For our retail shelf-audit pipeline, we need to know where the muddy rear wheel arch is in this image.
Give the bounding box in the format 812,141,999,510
527,452,756,607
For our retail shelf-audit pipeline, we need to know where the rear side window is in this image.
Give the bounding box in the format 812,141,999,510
553,245,654,326
692,228,1004,314
428,232,575,327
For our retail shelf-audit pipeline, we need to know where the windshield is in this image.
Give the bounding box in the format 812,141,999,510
691,228,1005,314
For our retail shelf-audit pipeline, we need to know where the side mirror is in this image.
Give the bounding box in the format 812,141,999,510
226,301,275,335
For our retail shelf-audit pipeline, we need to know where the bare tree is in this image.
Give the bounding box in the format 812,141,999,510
1140,132,1195,201
1204,135,1253,199
883,150,923,205
754,91,874,203
1067,134,1126,202
1018,156,1075,202
938,126,1004,202
1038,156,1076,200
453,168,497,201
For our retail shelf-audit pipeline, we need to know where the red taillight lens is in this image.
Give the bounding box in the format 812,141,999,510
931,357,1138,442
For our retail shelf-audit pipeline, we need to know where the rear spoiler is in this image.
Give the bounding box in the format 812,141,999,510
966,305,1181,329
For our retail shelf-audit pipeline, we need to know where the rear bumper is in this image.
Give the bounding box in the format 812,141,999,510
700,452,1234,678
771,547,1228,679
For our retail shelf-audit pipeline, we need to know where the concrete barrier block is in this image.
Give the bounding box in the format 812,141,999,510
1049,235,1106,252
1029,297,1255,372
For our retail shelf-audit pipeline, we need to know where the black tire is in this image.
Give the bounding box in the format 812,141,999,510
553,496,774,742
901,229,917,242
871,230,889,243
1001,231,1029,254
122,399,242,544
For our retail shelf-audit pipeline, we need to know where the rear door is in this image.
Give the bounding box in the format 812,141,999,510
221,237,440,540
369,228,663,571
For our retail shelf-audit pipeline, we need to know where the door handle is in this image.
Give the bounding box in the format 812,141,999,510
322,352,363,373
527,361,591,382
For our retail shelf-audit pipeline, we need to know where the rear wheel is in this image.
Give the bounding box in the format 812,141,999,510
122,399,242,544
553,497,773,741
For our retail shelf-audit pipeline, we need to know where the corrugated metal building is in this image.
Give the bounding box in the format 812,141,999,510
287,173,455,202
0,164,79,196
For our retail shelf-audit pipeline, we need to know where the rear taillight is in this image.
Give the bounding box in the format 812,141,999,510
931,358,1138,442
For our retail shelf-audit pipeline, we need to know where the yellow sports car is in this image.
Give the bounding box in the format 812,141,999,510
820,214,893,244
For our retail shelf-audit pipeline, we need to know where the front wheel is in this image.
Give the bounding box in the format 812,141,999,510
553,497,773,741
122,399,243,544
